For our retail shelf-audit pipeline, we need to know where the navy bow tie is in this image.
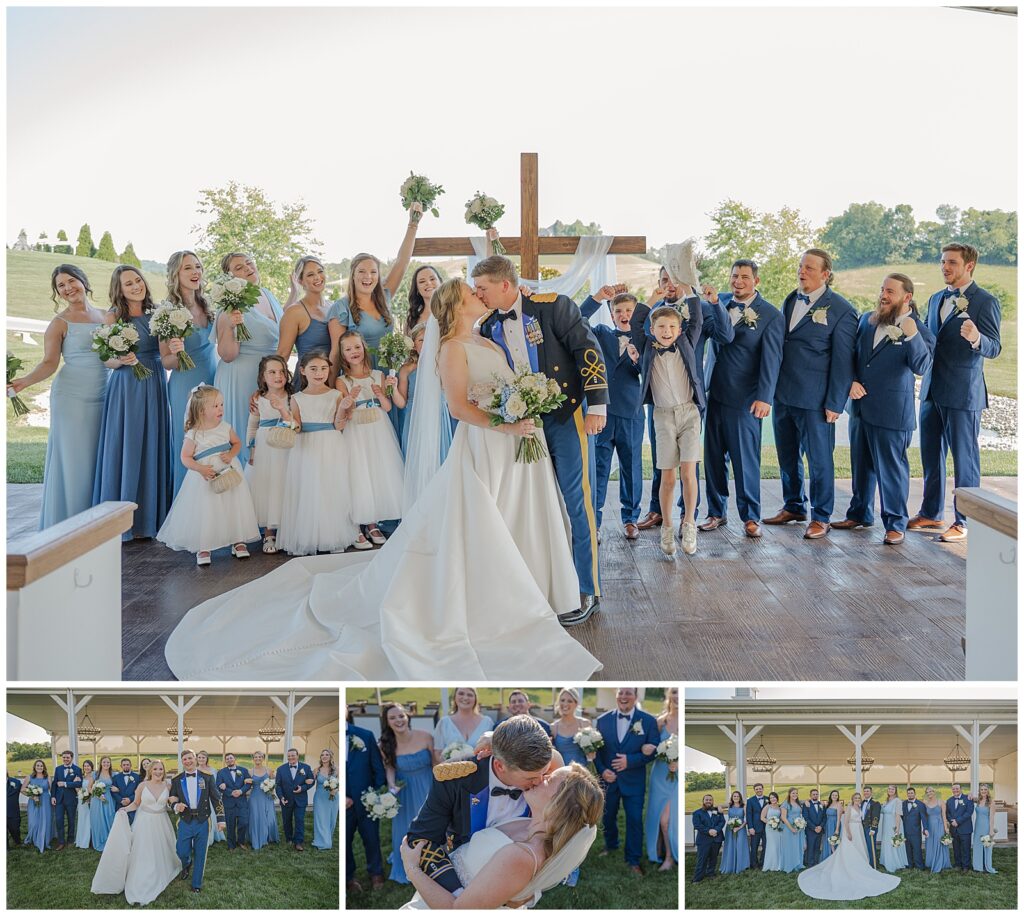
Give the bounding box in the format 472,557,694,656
491,786,523,800
618,712,632,719
497,310,518,323
943,288,961,299
614,329,632,337
728,301,743,310
796,293,811,305
655,344,677,355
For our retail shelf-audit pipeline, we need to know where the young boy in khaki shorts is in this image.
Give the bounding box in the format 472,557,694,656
643,306,703,557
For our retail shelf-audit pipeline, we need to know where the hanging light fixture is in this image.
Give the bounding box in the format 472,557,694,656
77,708,102,742
258,712,285,744
847,753,875,773
166,720,193,740
748,741,777,773
943,742,970,774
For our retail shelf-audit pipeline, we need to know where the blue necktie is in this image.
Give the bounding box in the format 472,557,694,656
796,293,811,305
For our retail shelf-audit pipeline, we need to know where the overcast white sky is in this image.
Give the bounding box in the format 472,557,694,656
6,5,1017,264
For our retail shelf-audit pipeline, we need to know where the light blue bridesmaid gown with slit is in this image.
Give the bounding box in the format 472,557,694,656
75,777,92,848
92,313,173,539
762,805,783,871
24,777,53,852
779,801,805,872
214,289,282,466
644,727,678,865
821,804,839,859
39,319,110,529
313,770,340,850
972,804,997,873
719,804,750,873
248,769,279,850
90,777,115,851
925,803,950,872
167,316,217,495
387,748,433,883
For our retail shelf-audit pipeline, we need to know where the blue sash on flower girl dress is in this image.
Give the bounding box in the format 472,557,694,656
194,443,232,461
300,422,335,433
248,417,286,449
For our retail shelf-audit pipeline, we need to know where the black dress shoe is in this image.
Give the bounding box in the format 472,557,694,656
178,868,191,882
558,594,599,627
192,886,202,894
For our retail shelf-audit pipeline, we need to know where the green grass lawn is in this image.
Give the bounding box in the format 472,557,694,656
347,778,679,910
683,848,1016,909
6,809,338,909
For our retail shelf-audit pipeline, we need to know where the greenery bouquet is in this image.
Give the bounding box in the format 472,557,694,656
465,191,507,254
400,172,444,220
6,354,29,416
92,320,152,380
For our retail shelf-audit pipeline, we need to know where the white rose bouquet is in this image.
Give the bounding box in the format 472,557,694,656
361,785,400,821
980,833,994,848
940,833,953,847
465,191,507,254
890,832,906,847
572,727,605,756
441,741,476,762
655,733,679,781
92,319,152,380
325,775,339,800
25,785,43,806
767,815,782,831
828,834,840,848
91,781,108,801
77,787,91,804
260,777,275,795
793,816,807,830
150,301,197,370
479,368,566,463
208,274,261,342
6,354,29,416
726,816,744,833
400,172,444,220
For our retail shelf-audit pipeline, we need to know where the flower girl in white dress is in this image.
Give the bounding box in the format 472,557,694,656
277,350,361,555
335,331,405,545
157,384,260,565
245,355,295,554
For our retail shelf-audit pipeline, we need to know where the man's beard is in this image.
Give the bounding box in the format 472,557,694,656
874,301,903,326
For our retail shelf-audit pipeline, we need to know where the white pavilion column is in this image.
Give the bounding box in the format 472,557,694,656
49,689,92,760
717,721,762,797
160,694,202,766
954,720,998,794
271,692,313,758
837,724,879,794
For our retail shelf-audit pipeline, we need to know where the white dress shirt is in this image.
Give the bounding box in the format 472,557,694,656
650,347,694,408
615,709,636,743
939,282,970,323
485,759,528,827
728,294,756,326
789,284,827,331
183,771,199,809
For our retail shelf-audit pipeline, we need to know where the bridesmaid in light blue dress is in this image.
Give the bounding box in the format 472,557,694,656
403,265,458,439
8,265,110,529
821,791,843,860
432,688,495,763
277,257,344,391
924,787,951,872
548,688,592,888
878,787,909,872
312,749,340,850
779,790,806,873
719,792,750,874
645,688,679,870
379,703,434,883
22,761,53,853
92,266,172,540
761,794,783,872
215,253,283,466
160,251,218,496
74,760,94,849
247,752,279,850
90,757,116,851
972,785,998,873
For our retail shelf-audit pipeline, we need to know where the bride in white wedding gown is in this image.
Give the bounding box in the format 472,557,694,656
798,795,901,901
164,279,602,681
91,762,181,906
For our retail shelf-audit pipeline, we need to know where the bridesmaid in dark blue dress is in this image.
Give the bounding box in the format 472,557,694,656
92,266,172,539
719,791,750,873
821,790,843,859
160,251,218,496
278,257,344,391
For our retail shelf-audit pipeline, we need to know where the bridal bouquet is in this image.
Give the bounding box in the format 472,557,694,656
361,786,400,822
325,776,339,800
441,741,476,762
260,777,275,795
91,781,108,800
890,832,906,848
828,834,840,848
940,833,953,847
465,191,507,255
6,354,29,416
726,816,743,834
792,816,807,830
25,785,43,806
981,834,994,848
655,734,679,781
767,815,782,831
209,274,261,342
400,172,444,220
572,727,605,756
150,301,197,370
477,368,566,463
92,320,152,380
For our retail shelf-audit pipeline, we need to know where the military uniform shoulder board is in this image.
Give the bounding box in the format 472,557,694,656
433,760,478,781
530,292,558,303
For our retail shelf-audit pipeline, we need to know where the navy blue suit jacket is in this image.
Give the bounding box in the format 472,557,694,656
593,708,659,797
902,798,927,836
8,776,22,819
693,808,726,848
802,799,827,829
850,313,935,431
51,763,83,807
709,293,785,410
775,287,858,415
276,761,315,809
919,281,1001,411
945,795,975,835
746,794,769,832
216,765,252,807
639,300,705,412
346,725,386,804
111,770,140,810
580,295,644,418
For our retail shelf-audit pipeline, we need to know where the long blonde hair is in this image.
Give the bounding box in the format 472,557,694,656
347,253,393,327
184,384,221,433
431,278,468,358
533,763,604,858
166,250,213,322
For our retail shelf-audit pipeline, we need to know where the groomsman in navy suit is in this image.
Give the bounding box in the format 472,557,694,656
861,786,881,868
909,243,1002,542
500,690,552,736
111,758,140,825
745,782,769,868
51,750,83,849
801,789,827,866
346,719,386,892
764,249,857,539
594,688,659,875
275,747,314,851
8,774,22,848
216,753,251,849
902,787,927,869
692,794,725,883
946,783,975,873
699,260,784,538
581,288,645,539
833,274,935,544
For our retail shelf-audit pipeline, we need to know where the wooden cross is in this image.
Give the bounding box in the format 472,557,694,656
412,152,646,281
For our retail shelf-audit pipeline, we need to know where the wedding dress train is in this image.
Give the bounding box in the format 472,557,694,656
165,341,602,681
797,805,901,900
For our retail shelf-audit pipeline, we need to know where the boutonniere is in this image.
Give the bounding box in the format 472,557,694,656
955,296,970,317
679,303,690,322
524,315,544,346
631,722,643,736
471,796,481,806
883,324,904,345
741,306,759,328
126,776,134,784
349,735,366,752
810,304,829,325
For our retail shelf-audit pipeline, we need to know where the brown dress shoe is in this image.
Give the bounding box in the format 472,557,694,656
831,518,872,530
804,520,830,539
347,880,363,895
939,524,967,542
636,511,662,530
294,843,305,852
629,864,645,877
762,509,808,525
883,530,905,545
624,523,639,540
907,515,944,530
698,516,727,531
744,520,762,538
371,875,385,890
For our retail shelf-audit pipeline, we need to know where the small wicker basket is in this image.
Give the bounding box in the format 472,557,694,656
266,425,297,449
354,409,380,425
210,467,242,494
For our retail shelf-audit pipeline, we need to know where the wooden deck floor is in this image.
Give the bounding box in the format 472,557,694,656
8,478,1013,682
